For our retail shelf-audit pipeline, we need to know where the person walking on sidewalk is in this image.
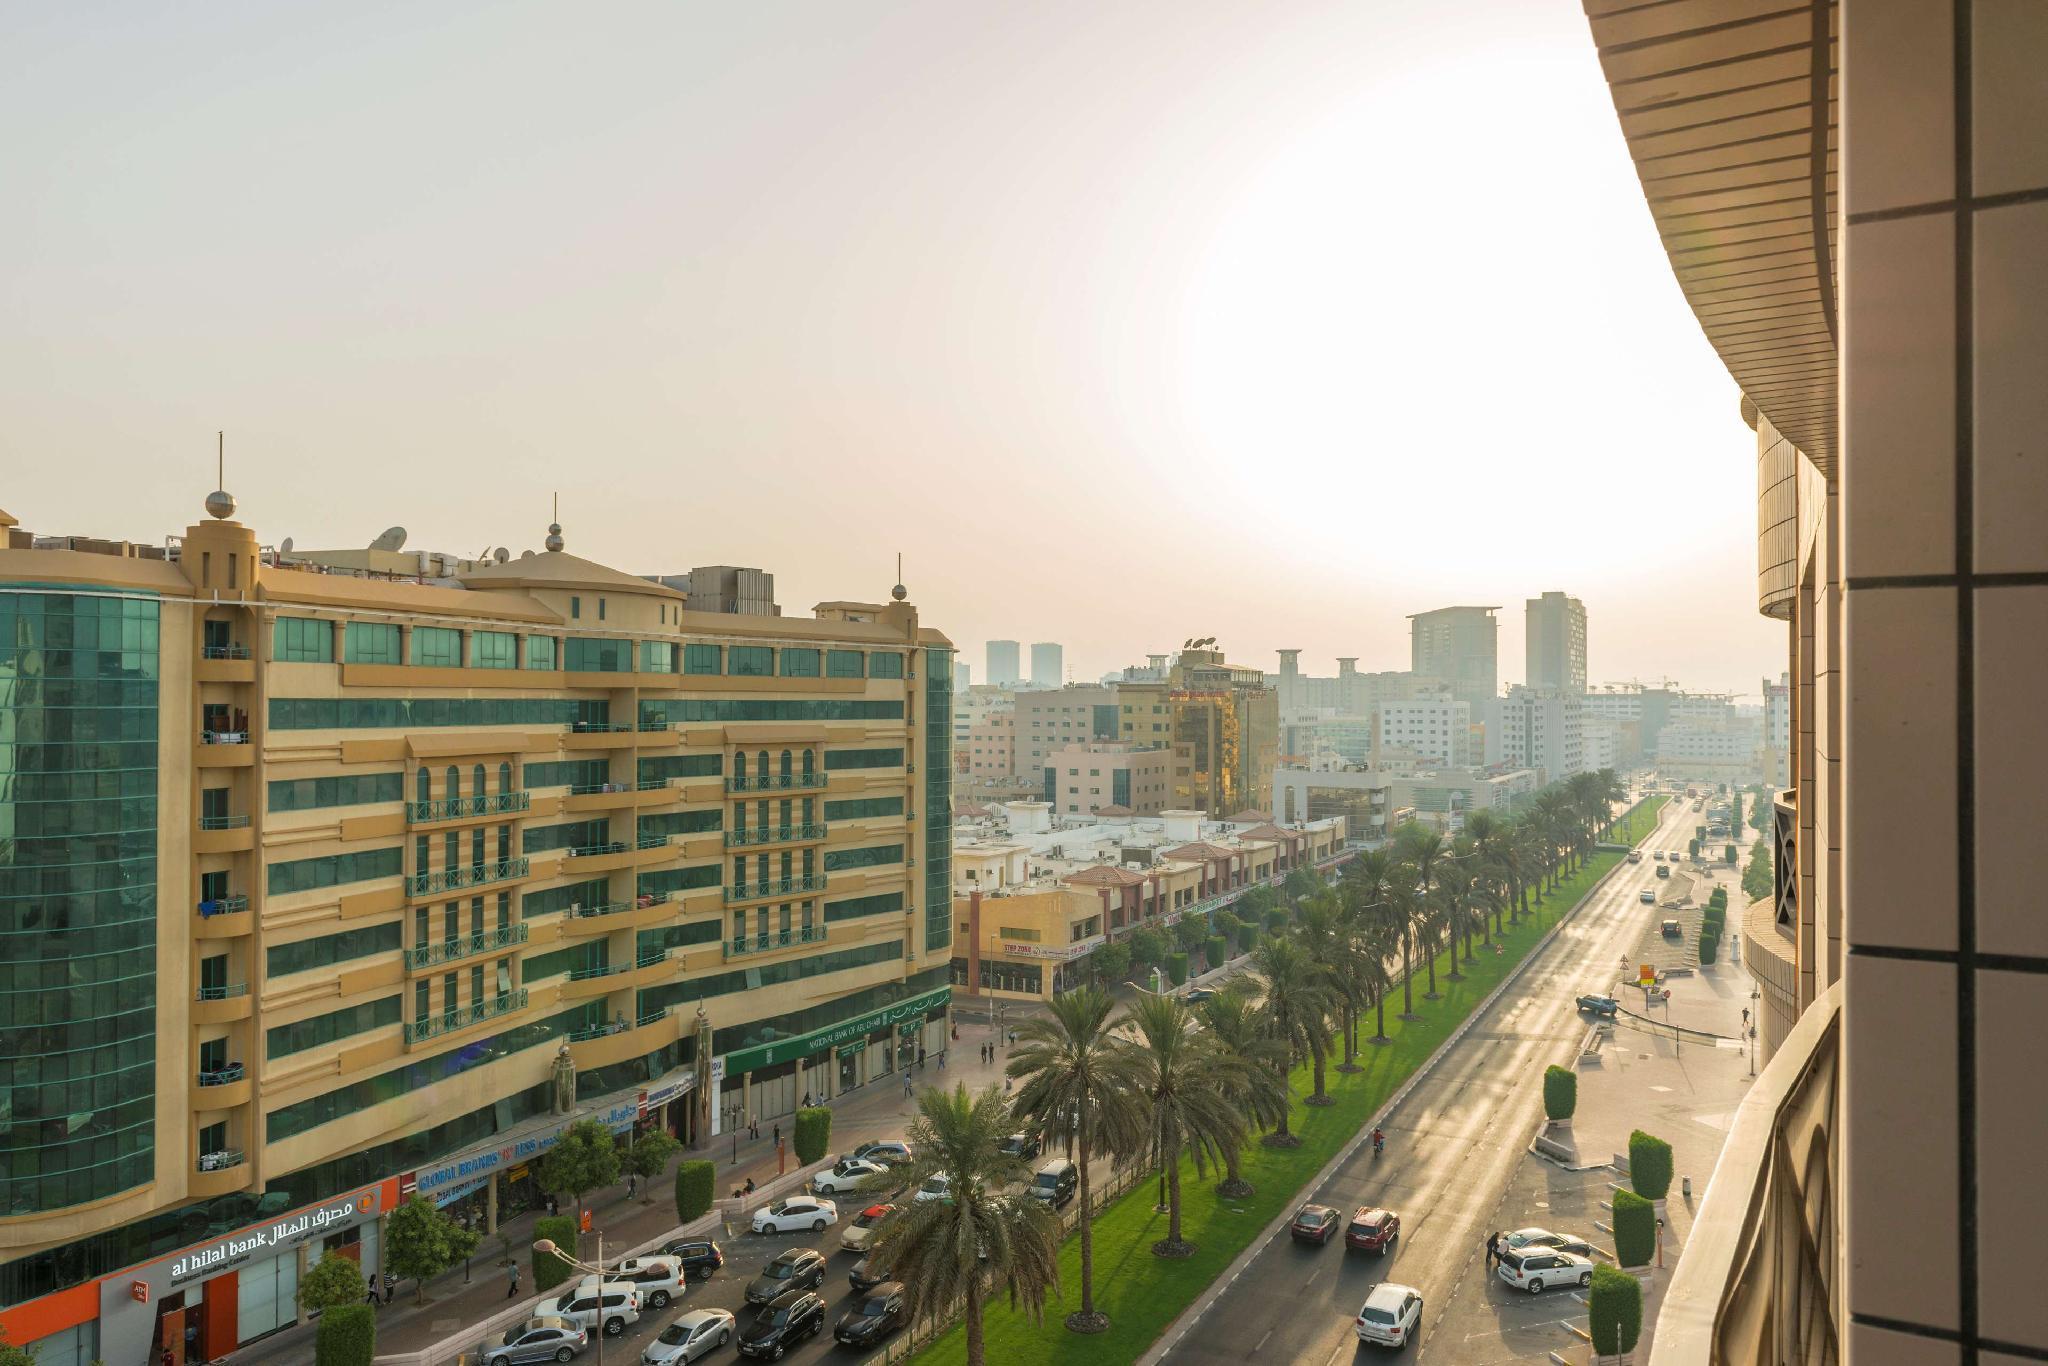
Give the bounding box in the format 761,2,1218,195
772,1122,780,1147
1485,1230,1500,1271
902,1071,913,1099
507,1260,521,1300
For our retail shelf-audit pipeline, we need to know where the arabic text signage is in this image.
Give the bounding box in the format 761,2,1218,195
721,986,949,1075
166,1178,396,1287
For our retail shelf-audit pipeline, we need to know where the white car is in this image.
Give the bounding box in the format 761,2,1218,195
642,1308,735,1365
550,1279,641,1337
812,1158,888,1195
612,1255,685,1311
841,1203,895,1252
1353,1282,1423,1348
751,1195,838,1234
913,1174,951,1204
1497,1246,1595,1294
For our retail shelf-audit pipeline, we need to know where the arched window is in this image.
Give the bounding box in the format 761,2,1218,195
499,762,513,793
417,767,431,804
472,764,486,797
446,765,461,799
779,749,793,780
801,748,816,780
732,752,748,781
757,752,771,787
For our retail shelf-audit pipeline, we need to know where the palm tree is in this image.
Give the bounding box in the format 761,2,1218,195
1249,935,1336,1139
870,1083,1063,1366
1006,986,1146,1334
1290,891,1348,1094
1348,849,1408,1032
1436,856,1477,980
1199,988,1291,1195
1121,993,1248,1256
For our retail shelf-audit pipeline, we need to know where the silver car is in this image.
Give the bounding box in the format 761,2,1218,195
480,1314,588,1365
642,1308,736,1364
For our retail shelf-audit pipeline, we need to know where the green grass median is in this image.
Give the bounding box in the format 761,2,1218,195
910,847,1628,1366
1604,794,1669,847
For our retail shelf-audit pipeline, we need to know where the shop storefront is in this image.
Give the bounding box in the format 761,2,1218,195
719,985,950,1130
406,1098,640,1233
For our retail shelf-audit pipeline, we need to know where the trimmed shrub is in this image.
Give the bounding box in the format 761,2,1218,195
1206,935,1229,970
1699,932,1720,965
1725,843,1738,863
1707,886,1728,910
1612,1189,1656,1267
1542,1064,1577,1122
1265,909,1288,935
1237,921,1260,955
675,1159,716,1223
1629,1129,1674,1199
314,1303,375,1366
1166,951,1189,986
300,1249,366,1315
532,1214,579,1291
793,1106,832,1165
1588,1263,1643,1355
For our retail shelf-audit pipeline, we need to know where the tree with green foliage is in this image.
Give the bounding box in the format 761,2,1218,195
1090,938,1131,985
0,1333,37,1366
620,1129,681,1201
675,1159,715,1222
1699,930,1720,965
793,1106,832,1163
384,1195,480,1304
1236,919,1260,955
1165,951,1189,986
1121,992,1247,1257
314,1303,376,1366
538,1118,621,1218
1742,835,1774,901
1726,843,1739,864
1204,934,1229,971
1127,926,1168,974
1172,916,1208,956
531,1214,580,1290
1211,909,1243,943
1731,790,1743,836
1197,987,1291,1198
1589,1263,1643,1356
1629,1129,1674,1199
1542,1065,1577,1122
1612,1189,1656,1267
1251,935,1336,1129
300,1249,367,1315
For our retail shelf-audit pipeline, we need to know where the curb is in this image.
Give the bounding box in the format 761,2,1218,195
1141,848,1637,1366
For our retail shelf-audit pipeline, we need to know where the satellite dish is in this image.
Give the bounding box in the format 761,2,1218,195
279,537,294,553
369,526,408,552
520,549,536,559
494,546,510,563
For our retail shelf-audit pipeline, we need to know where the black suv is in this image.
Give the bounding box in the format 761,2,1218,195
997,1132,1040,1161
745,1247,826,1305
848,1253,894,1294
834,1283,908,1348
659,1238,724,1280
738,1289,825,1359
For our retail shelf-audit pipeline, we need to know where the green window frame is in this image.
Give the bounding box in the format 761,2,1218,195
344,621,402,664
521,879,611,918
636,865,722,899
640,640,676,674
637,811,722,841
825,650,864,679
824,843,904,872
412,626,462,667
267,922,404,977
825,748,905,771
563,637,630,673
868,652,904,679
823,796,904,822
268,772,405,812
684,643,721,675
472,631,517,669
266,995,402,1059
522,759,609,790
273,616,333,663
727,646,773,677
266,846,404,897
524,635,558,670
778,648,820,678
269,696,608,730
823,891,904,923
637,754,723,782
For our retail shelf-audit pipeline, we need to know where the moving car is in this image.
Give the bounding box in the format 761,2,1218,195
658,1238,725,1281
480,1315,587,1366
1652,850,1664,862
737,1289,826,1360
1291,1204,1339,1245
998,1132,1041,1161
847,1253,894,1293
1575,994,1618,1018
1656,864,1671,879
612,1255,685,1311
1353,1283,1423,1348
913,1174,952,1204
641,1309,735,1365
1027,1159,1077,1209
751,1196,838,1234
1345,1207,1400,1255
812,1158,888,1196
745,1248,828,1305
1503,1227,1594,1256
1185,986,1218,1004
1497,1246,1595,1293
550,1281,640,1338
851,1139,914,1167
1662,918,1682,937
841,1203,896,1253
1639,889,1656,904
1627,850,1642,863
833,1282,909,1348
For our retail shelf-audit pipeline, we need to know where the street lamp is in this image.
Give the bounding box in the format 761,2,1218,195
533,1235,618,1366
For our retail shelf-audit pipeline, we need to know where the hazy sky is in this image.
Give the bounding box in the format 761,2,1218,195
2,2,1785,697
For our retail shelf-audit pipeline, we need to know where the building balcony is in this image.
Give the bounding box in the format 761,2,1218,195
724,873,828,904
1648,980,1840,1366
194,982,252,1024
191,1155,251,1199
408,790,532,826
404,923,528,971
194,897,252,939
725,924,826,959
193,1067,252,1110
727,773,828,794
725,823,828,849
407,857,530,899
196,735,254,768
404,988,529,1045
561,949,672,999
197,644,256,683
195,1147,246,1173
195,815,256,854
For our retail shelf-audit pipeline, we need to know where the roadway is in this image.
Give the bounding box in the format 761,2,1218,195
1155,794,1695,1366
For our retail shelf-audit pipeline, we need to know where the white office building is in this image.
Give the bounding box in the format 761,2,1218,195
1484,685,1585,784
1378,698,1473,767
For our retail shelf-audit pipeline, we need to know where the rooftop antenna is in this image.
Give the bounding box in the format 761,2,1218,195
204,430,237,520
545,491,564,552
891,552,907,602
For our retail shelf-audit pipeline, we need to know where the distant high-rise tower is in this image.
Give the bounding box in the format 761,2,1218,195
1524,591,1587,693
986,640,1021,687
955,661,972,693
1030,642,1063,689
1408,606,1500,708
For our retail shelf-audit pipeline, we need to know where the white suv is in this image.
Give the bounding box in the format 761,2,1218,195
613,1255,686,1311
552,1277,642,1337
1353,1282,1422,1348
1496,1247,1594,1294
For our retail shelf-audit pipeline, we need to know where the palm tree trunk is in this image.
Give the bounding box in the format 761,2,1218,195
1310,1040,1328,1103
1446,922,1464,980
1076,1127,1097,1319
1167,1153,1185,1245
966,1276,987,1366
1374,987,1388,1042
1400,928,1418,1019
1423,923,1439,997
1341,1002,1358,1067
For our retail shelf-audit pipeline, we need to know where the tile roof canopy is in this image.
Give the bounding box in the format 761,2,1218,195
1583,0,1838,475
1225,808,1271,823
1238,824,1306,843
1161,841,1242,862
1062,865,1150,887
458,549,686,598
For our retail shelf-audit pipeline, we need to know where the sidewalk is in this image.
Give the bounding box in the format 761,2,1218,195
229,1033,1024,1365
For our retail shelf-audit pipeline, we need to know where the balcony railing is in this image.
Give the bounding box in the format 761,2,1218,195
726,823,828,848
197,1148,246,1172
567,960,628,982
195,895,249,918
727,925,826,957
568,720,633,734
727,773,827,793
201,730,249,745
568,781,630,796
408,791,531,824
404,923,529,970
637,720,671,732
404,989,528,1044
636,778,671,792
201,643,251,660
724,873,828,903
1648,980,1840,1366
636,833,671,851
567,841,628,860
408,858,529,897
569,900,632,920
196,1062,245,1087
198,813,250,830
195,983,249,1002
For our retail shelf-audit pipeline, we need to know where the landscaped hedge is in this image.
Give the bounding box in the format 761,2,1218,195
1589,1263,1643,1355
794,1106,832,1164
1699,931,1720,965
1205,936,1229,970
1612,1189,1656,1267
1629,1129,1674,1199
1542,1064,1577,1122
1265,910,1289,935
532,1214,579,1290
314,1303,375,1366
675,1159,715,1222
1237,921,1260,955
1166,952,1189,986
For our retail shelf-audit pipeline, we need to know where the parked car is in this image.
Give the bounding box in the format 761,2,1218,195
658,1238,725,1281
848,1253,894,1293
751,1196,838,1234
1027,1159,1077,1209
1639,889,1656,904
1502,1227,1594,1257
1662,918,1682,937
1497,1246,1594,1293
1352,1282,1423,1348
1345,1207,1400,1255
1291,1204,1339,1245
612,1255,685,1311
851,1139,914,1167
745,1248,828,1305
1185,986,1218,1004
550,1281,640,1338
998,1132,1041,1161
641,1308,735,1365
480,1315,587,1366
833,1281,909,1348
913,1174,952,1204
736,1289,826,1360
841,1203,896,1253
812,1158,888,1196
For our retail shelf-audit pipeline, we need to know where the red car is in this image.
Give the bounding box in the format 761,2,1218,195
1345,1206,1400,1255
1291,1204,1339,1245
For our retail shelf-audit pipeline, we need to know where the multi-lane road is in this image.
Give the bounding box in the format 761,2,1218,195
1153,796,1693,1366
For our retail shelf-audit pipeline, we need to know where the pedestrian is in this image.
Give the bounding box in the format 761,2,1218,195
365,1281,381,1308
749,1114,760,1140
626,1173,637,1198
507,1260,521,1299
773,1122,780,1146
1485,1230,1499,1270
1003,1075,1013,1095
903,1073,913,1099
937,1051,946,1071
383,1272,396,1305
